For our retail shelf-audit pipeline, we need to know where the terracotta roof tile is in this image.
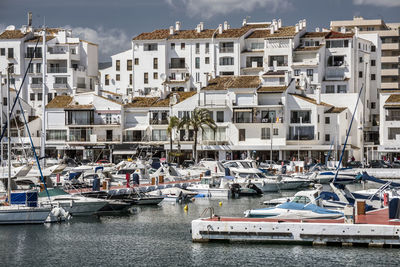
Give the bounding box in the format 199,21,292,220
65,104,94,110
302,32,330,38
246,26,297,39
227,76,260,88
100,90,122,96
290,93,332,107
0,30,28,39
326,31,354,39
325,107,347,114
46,95,73,108
385,94,400,103
25,35,55,43
263,70,285,76
152,91,197,107
201,76,233,91
124,97,158,108
257,86,287,93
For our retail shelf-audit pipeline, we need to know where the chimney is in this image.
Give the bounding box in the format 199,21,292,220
298,20,303,30
341,26,346,33
315,27,320,32
199,22,204,31
27,12,32,27
315,86,321,104
218,24,223,34
302,19,306,29
295,23,299,33
224,21,228,30
196,24,201,33
277,19,282,29
272,19,278,31
270,26,275,35
284,71,289,85
169,26,174,35
175,21,181,31
242,18,247,26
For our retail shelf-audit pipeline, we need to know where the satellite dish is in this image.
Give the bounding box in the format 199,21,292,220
160,73,166,81
6,25,16,31
133,44,139,51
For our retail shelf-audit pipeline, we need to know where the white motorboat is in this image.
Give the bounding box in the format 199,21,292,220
39,188,108,216
0,205,51,224
147,187,198,202
187,177,231,198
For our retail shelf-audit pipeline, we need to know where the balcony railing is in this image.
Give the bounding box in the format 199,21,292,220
48,67,67,73
169,63,186,69
220,48,234,53
53,83,68,89
77,83,86,89
149,119,169,125
25,53,42,58
48,47,67,54
123,135,150,142
386,115,400,121
96,135,121,142
31,83,42,89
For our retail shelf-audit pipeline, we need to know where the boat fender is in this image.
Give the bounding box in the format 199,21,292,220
219,201,222,207
184,204,188,212
70,200,74,207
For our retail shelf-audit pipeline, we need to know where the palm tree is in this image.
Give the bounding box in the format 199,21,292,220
167,116,180,162
179,108,216,163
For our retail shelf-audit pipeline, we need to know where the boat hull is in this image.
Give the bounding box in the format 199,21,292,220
0,206,51,224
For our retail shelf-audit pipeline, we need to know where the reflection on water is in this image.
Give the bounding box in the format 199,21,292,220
0,184,398,266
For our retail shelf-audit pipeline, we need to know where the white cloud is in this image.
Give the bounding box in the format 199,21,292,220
166,0,292,19
68,26,131,61
353,0,400,7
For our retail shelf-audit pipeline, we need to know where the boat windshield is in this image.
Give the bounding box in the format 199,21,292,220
241,162,252,168
292,196,311,204
117,169,135,175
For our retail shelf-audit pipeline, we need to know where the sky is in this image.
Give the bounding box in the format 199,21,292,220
0,0,399,61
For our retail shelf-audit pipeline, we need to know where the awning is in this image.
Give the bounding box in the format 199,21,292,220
113,150,137,155
124,125,149,131
56,145,85,150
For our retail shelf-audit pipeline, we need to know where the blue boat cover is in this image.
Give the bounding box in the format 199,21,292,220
256,202,342,215
359,172,400,187
95,166,103,173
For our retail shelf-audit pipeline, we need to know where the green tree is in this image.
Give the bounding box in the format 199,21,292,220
167,116,181,162
179,108,216,163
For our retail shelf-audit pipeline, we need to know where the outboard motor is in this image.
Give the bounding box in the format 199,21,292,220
247,183,263,195
224,168,231,176
92,175,100,191
132,173,140,185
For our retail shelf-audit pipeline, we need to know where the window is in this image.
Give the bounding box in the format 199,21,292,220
129,74,132,85
153,72,158,79
273,128,278,136
8,63,14,73
219,57,234,65
127,60,132,71
195,72,200,83
235,111,252,123
318,115,320,123
371,60,376,66
116,60,120,71
153,58,158,69
326,40,348,48
30,93,35,101
337,85,347,93
371,102,376,109
359,57,363,63
0,48,4,56
294,69,300,76
291,110,311,123
326,85,335,93
246,56,263,68
220,42,234,53
205,43,209,53
239,129,246,141
261,110,276,123
48,93,53,103
220,72,234,76
250,42,264,50
32,77,42,84
37,93,42,101
170,73,176,80
144,73,148,84
144,43,158,51
261,128,270,140
46,130,67,141
134,58,139,65
170,58,185,69
216,111,224,122
27,64,34,73
3,97,6,106
371,45,376,52
325,117,330,124
306,69,313,77
116,74,120,81
371,74,376,80
359,71,363,78
152,129,167,141
269,55,287,67
195,57,200,69
325,134,330,142
205,57,210,64
195,43,200,54
7,48,14,58
327,55,345,66
36,63,41,73
181,43,185,50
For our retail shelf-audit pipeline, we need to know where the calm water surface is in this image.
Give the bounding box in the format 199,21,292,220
0,185,398,266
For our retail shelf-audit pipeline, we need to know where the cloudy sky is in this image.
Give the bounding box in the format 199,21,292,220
1,0,399,61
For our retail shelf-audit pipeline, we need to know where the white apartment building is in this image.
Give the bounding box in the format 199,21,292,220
45,92,122,161
0,14,98,115
99,49,133,98
379,92,400,161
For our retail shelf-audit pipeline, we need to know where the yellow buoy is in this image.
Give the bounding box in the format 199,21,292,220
219,201,223,207
184,204,188,212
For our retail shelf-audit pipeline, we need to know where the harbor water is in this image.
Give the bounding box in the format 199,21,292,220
0,186,399,266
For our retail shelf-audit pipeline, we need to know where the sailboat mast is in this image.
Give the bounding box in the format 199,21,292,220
40,26,46,166
7,65,11,203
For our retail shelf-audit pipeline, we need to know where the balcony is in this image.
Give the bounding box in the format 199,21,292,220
169,63,186,69
96,135,121,142
254,117,284,123
381,69,400,76
30,83,42,89
381,56,400,63
386,115,400,121
325,67,346,80
382,43,399,50
77,83,86,89
287,126,315,141
381,82,400,90
25,53,42,59
123,135,150,142
48,47,67,54
198,99,228,107
149,119,168,125
219,48,234,53
53,83,68,89
48,67,67,73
